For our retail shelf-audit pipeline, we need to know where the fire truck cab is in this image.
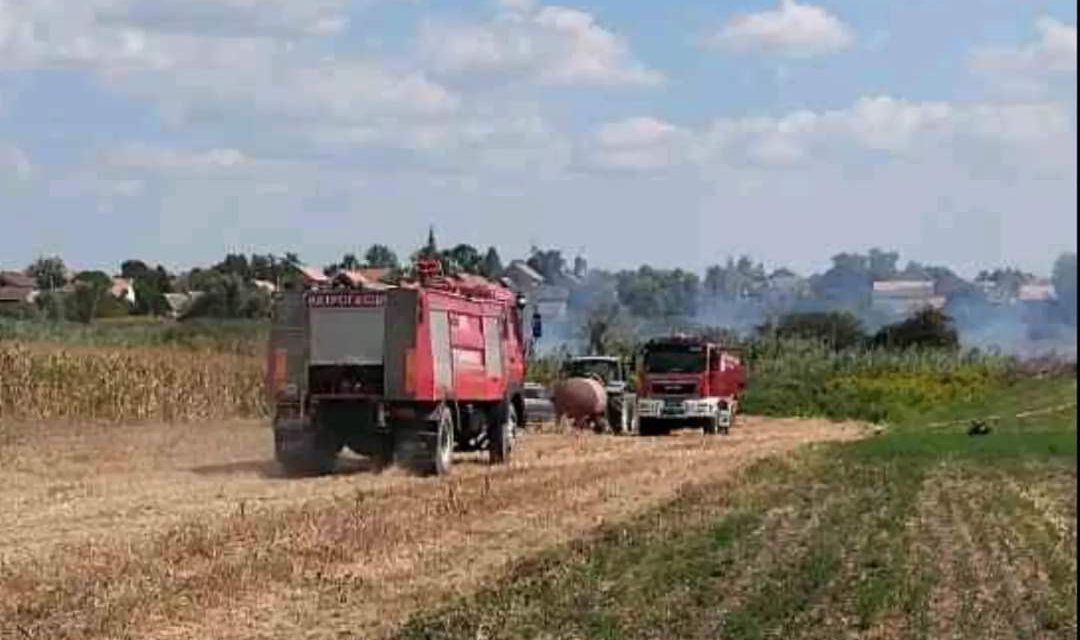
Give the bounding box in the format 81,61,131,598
634,335,745,436
266,260,534,477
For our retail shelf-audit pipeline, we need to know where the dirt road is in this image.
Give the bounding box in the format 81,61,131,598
0,417,865,639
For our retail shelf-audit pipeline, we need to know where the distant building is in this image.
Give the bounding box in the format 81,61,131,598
110,277,136,306
504,260,544,294
253,279,278,294
872,280,945,317
0,271,37,308
535,284,571,320
1017,281,1056,303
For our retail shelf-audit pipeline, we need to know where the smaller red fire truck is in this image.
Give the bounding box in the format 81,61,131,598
634,334,745,436
266,260,538,477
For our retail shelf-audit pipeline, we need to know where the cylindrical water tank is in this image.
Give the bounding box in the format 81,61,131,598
552,377,607,420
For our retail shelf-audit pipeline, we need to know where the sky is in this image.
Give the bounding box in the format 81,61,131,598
1,0,1076,278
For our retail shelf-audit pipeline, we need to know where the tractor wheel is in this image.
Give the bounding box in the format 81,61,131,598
394,405,454,476
274,419,342,477
487,400,518,465
607,396,630,435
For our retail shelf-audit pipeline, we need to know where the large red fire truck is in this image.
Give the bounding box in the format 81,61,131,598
266,260,537,476
634,335,745,436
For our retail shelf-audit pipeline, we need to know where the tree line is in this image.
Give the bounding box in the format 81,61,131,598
5,236,1076,334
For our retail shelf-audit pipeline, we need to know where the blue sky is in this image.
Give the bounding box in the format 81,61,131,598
1,0,1076,277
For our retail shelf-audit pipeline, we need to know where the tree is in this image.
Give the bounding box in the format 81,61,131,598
1052,252,1077,325
182,273,270,320
364,244,400,270
616,266,700,318
479,247,503,279
757,311,867,351
213,253,252,280
872,307,959,351
443,244,483,274
27,256,67,290
120,260,151,280
68,271,113,324
339,253,361,272
527,248,566,282
811,252,873,308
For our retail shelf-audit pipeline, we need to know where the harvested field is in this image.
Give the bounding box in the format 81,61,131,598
0,416,864,640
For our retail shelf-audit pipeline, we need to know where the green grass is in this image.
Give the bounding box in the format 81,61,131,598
398,376,1077,640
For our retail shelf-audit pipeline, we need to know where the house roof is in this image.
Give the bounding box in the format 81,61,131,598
0,286,33,303
506,260,544,284
872,280,935,297
163,293,191,312
335,268,391,287
110,277,132,296
0,271,35,288
1018,282,1056,302
295,264,329,284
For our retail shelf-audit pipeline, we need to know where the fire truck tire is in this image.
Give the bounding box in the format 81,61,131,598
394,405,454,477
638,418,669,437
704,416,720,435
487,400,517,465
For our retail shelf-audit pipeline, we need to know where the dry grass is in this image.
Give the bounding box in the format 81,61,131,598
0,341,266,425
0,416,864,640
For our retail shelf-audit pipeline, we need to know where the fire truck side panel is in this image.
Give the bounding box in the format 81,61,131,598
384,288,419,400
266,290,309,408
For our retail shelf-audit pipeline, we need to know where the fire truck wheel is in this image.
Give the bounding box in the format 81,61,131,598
393,405,454,476
704,414,720,435
487,400,517,465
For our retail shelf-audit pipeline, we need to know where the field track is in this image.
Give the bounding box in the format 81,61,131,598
1,416,866,639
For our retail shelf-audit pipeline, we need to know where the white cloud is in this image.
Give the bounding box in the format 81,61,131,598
418,2,662,87
103,145,253,175
0,145,32,180
709,0,854,59
970,17,1076,96
589,97,1074,175
585,117,691,170
96,0,351,37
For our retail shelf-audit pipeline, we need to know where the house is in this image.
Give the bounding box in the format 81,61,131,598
504,260,544,294
534,284,571,320
110,277,136,306
332,268,392,290
1017,281,1056,303
253,279,278,294
762,270,808,308
871,280,945,317
163,293,191,319
0,271,37,308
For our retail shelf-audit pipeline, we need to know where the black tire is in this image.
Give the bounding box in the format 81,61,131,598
274,421,341,477
638,418,669,437
487,400,517,465
704,414,719,435
607,396,630,435
394,405,454,476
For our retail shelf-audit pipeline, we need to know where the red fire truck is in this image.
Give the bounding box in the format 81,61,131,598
266,260,537,476
634,335,745,436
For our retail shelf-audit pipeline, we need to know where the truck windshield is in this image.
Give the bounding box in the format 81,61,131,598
565,360,619,381
643,347,706,373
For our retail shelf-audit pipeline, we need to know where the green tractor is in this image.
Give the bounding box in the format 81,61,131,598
559,355,638,435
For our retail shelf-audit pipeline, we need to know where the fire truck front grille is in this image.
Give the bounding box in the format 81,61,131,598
651,382,697,396
309,365,385,396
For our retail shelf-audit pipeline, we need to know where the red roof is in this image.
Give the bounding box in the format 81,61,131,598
0,286,33,303
0,271,35,288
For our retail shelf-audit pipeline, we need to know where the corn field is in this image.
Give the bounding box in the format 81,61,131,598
0,342,268,425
